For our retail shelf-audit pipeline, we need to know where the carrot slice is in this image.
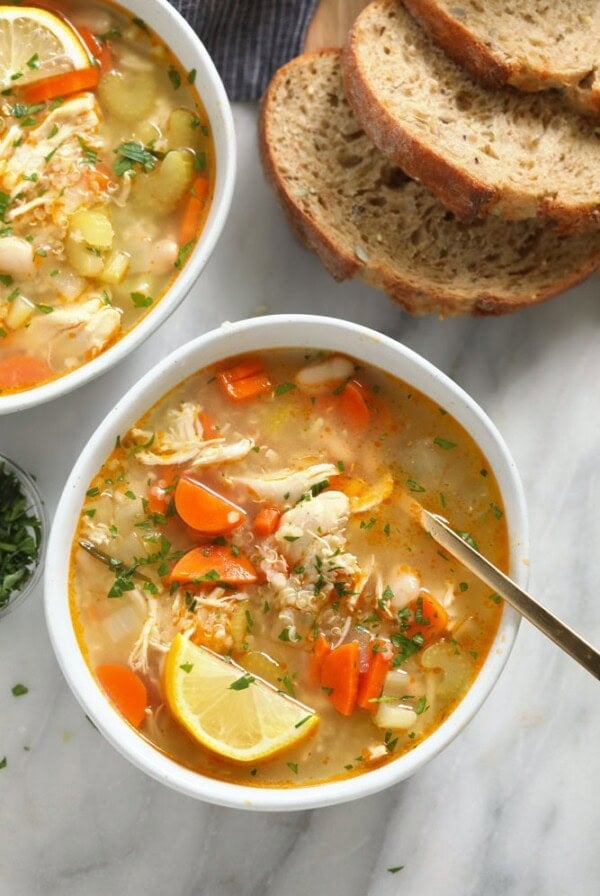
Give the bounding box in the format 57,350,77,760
22,66,99,103
96,664,147,728
0,355,53,390
169,544,258,586
199,411,217,439
77,26,112,71
308,633,331,689
217,357,272,402
174,477,246,534
147,466,177,516
338,380,370,429
357,643,392,712
179,176,209,246
403,594,449,643
320,641,360,716
252,504,281,537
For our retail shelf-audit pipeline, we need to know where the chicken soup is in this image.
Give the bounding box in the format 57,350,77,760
0,0,215,393
70,350,508,787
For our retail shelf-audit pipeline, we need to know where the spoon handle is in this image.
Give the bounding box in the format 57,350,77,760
423,510,600,681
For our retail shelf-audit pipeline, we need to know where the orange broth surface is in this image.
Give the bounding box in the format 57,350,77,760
70,349,508,787
0,0,215,394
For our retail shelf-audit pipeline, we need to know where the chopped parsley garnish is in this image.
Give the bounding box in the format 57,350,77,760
433,437,457,449
179,663,193,673
406,478,426,493
275,382,296,396
0,461,42,611
175,240,194,269
459,581,469,592
26,53,40,70
387,866,404,874
187,68,197,84
229,673,255,691
490,502,504,519
194,150,206,171
390,632,424,665
168,66,182,89
113,141,158,177
286,762,299,774
11,683,28,697
458,531,479,551
77,136,99,166
415,696,428,714
0,757,6,770
294,715,313,729
35,303,53,314
279,674,296,698
359,517,376,530
131,291,153,308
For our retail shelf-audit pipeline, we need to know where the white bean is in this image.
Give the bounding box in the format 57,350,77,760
0,236,34,277
295,355,354,393
388,565,422,609
149,239,178,275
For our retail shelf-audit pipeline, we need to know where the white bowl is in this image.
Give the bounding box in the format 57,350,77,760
0,0,235,415
45,315,528,810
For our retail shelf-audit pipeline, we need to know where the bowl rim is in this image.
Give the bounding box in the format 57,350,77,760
44,314,529,811
0,0,236,416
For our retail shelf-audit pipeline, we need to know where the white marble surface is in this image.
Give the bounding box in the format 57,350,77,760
1,104,599,896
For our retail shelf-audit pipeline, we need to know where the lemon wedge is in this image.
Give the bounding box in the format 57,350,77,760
164,635,319,763
0,6,91,89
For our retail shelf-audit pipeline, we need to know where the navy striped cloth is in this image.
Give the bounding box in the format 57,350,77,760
170,1,319,101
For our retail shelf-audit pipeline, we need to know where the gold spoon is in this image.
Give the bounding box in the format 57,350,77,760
399,494,600,681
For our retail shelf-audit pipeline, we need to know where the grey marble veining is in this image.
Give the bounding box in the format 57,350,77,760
1,105,599,896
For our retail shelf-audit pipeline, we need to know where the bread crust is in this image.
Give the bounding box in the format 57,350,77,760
403,0,600,118
259,49,600,317
341,1,600,233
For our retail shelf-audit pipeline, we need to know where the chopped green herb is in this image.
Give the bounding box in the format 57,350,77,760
77,136,99,165
26,53,40,70
168,66,182,89
489,592,502,604
229,673,255,691
415,696,428,714
434,437,457,449
35,303,53,314
286,762,299,774
11,683,28,697
275,382,296,396
130,291,153,308
490,502,504,519
113,141,157,177
187,68,197,84
0,461,42,610
406,478,426,493
0,757,6,769
359,517,376,530
387,866,404,874
175,240,194,269
180,662,193,673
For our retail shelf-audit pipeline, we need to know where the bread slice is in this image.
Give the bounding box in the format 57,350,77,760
403,0,600,118
259,49,600,316
342,0,600,231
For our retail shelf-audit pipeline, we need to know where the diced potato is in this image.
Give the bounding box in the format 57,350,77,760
374,703,417,730
65,235,104,278
421,642,471,700
69,208,114,249
97,69,156,122
5,294,35,329
100,250,131,285
165,108,200,150
149,149,194,211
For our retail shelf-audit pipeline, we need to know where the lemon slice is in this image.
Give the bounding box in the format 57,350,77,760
0,6,90,89
164,635,319,763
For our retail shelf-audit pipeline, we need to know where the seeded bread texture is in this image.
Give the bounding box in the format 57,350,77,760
259,49,600,317
342,0,600,230
403,0,600,117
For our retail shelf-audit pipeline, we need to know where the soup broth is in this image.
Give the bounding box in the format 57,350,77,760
0,0,215,392
70,349,508,787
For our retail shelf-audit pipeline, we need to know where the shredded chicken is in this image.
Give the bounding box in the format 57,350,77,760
131,402,254,466
230,462,337,505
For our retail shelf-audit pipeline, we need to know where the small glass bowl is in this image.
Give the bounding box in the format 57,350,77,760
0,454,47,618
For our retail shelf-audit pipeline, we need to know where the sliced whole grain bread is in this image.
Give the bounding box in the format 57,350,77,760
403,0,600,117
259,49,600,316
342,0,600,231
